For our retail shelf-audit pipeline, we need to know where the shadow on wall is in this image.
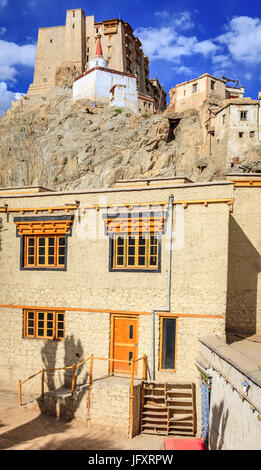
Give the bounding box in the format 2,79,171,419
226,216,261,343
40,335,89,421
209,400,229,450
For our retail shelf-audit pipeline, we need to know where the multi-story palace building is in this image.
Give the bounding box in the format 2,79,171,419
27,8,166,111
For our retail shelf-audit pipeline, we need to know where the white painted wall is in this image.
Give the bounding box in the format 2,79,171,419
73,68,138,113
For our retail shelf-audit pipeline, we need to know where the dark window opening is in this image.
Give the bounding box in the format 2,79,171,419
240,111,247,121
239,132,243,138
211,80,215,90
161,318,176,370
129,325,133,339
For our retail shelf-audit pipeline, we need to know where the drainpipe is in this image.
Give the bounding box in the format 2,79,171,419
151,194,174,381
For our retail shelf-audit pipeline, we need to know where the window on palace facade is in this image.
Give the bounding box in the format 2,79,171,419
103,211,167,272
24,310,65,340
160,317,177,371
14,216,73,271
192,83,198,93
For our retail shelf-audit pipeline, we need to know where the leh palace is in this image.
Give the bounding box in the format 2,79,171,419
0,8,260,451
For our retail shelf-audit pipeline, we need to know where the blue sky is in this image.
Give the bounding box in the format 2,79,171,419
1,0,261,114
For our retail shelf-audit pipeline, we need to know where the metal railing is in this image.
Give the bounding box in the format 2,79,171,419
18,354,147,438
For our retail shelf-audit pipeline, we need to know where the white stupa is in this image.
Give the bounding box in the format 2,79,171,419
73,36,139,113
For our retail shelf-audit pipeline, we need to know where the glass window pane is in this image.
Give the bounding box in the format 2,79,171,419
138,256,145,266
28,238,35,247
38,329,44,337
117,237,124,246
57,322,64,330
58,256,65,265
128,256,135,266
28,328,34,336
47,321,53,329
38,320,44,328
128,246,135,256
116,256,124,266
150,246,157,255
117,246,124,256
59,237,65,246
139,236,146,245
150,256,157,266
128,237,135,246
28,256,35,265
48,247,55,255
48,237,55,246
38,313,44,320
150,236,158,245
59,246,65,256
39,238,45,246
48,256,55,265
47,329,53,337
28,312,34,319
162,318,176,369
58,314,64,321
57,330,64,338
28,247,35,255
28,320,34,327
129,325,133,339
38,256,45,265
139,246,145,256
47,313,53,320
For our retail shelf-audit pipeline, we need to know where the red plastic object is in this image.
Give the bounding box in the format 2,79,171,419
163,438,206,450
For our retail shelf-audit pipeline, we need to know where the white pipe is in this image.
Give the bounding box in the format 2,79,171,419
151,194,174,381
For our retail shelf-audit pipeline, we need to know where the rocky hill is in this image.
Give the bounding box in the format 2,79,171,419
0,87,260,190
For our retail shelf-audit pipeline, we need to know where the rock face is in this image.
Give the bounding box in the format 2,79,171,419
0,87,260,191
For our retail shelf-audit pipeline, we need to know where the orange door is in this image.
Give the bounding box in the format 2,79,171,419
112,316,138,374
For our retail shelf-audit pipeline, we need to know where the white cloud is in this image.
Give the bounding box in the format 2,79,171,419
0,65,17,81
217,16,261,64
0,27,6,36
0,39,36,82
0,81,24,116
0,0,7,7
135,24,219,62
154,10,195,31
135,11,218,63
173,65,195,77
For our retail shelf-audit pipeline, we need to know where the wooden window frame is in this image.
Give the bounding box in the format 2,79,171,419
23,310,65,341
14,216,72,271
109,233,161,272
24,234,66,269
159,316,177,372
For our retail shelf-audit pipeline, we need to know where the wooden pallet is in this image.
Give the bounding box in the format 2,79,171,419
140,382,196,436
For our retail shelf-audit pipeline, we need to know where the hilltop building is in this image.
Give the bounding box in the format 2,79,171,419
27,8,166,112
168,73,261,171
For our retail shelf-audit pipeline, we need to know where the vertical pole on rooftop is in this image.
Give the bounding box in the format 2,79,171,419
18,380,22,407
129,358,134,439
87,354,93,419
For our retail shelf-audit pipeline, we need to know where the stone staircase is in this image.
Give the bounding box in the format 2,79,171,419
140,381,196,436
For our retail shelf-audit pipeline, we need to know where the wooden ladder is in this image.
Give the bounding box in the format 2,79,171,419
140,381,196,437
